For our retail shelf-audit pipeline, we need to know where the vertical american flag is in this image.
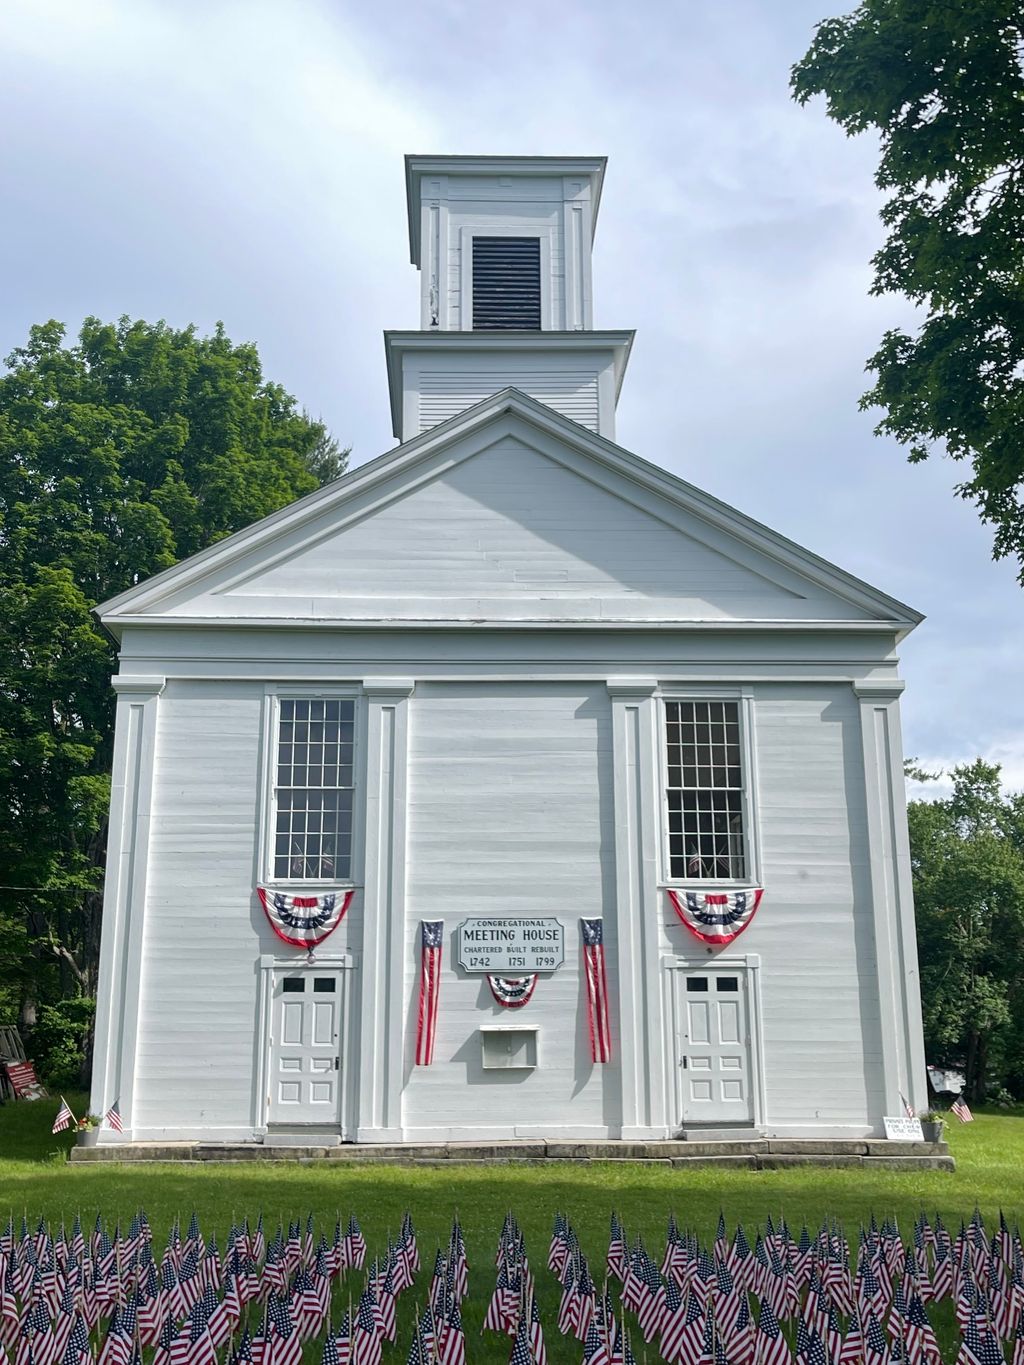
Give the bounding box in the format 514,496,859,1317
581,919,611,1063
105,1099,123,1133
951,1096,974,1123
416,921,444,1066
51,1097,74,1134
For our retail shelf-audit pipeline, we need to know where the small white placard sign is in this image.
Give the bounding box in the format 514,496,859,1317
457,918,564,974
883,1115,924,1141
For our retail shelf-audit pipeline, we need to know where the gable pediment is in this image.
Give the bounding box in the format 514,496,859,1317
98,391,919,632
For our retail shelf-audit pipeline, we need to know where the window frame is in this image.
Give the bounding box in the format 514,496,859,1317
259,686,363,890
459,225,554,331
657,688,760,888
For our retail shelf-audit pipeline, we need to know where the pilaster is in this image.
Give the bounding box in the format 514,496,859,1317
355,679,414,1141
607,678,669,1139
90,675,164,1140
854,679,928,1115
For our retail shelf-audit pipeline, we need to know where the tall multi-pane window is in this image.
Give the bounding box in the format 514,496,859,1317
273,699,355,880
665,700,746,880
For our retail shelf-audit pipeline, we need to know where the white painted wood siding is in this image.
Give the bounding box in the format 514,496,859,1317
418,366,599,432
133,681,363,1133
402,683,621,1138
659,684,885,1127
190,435,868,625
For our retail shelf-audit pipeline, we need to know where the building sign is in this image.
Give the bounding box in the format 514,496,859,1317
883,1115,924,1141
457,919,564,974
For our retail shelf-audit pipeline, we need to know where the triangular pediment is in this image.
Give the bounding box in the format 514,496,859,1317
98,390,920,632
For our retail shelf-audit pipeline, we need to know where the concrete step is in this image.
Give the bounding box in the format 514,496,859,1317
68,1136,955,1169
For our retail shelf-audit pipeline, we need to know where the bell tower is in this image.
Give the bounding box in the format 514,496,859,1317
384,155,633,442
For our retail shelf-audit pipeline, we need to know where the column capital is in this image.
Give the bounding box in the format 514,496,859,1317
362,678,415,700
606,677,658,699
853,679,905,702
112,675,166,696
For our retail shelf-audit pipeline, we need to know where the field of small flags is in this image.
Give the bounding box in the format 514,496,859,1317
1,1098,1022,1365
3,1199,1024,1365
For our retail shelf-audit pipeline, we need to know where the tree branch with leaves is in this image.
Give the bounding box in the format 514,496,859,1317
792,1,1024,578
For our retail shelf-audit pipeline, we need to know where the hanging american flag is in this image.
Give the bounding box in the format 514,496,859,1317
416,921,444,1066
666,888,763,946
51,1096,75,1134
580,919,611,1064
951,1096,974,1123
257,887,355,950
105,1099,123,1133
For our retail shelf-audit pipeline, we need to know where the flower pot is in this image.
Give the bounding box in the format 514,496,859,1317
76,1128,99,1147
921,1120,944,1143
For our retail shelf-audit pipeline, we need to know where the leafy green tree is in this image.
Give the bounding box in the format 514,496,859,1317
0,317,346,1074
907,761,1024,1101
792,2,1024,578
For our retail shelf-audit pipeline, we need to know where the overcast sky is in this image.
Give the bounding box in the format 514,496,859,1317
2,0,1020,796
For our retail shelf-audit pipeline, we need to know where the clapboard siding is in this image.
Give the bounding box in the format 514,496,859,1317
755,683,885,1123
212,436,864,625
419,368,599,431
714,684,882,1123
402,683,621,1135
134,681,363,1129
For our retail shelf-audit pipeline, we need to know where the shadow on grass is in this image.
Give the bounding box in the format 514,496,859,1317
0,1091,87,1165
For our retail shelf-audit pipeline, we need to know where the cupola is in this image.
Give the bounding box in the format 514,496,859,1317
384,155,633,442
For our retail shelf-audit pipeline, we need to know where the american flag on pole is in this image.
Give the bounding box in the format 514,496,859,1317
581,919,611,1063
51,1096,75,1134
951,1095,974,1123
415,921,444,1066
105,1099,123,1133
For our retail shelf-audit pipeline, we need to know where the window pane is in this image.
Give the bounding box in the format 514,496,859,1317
716,977,739,992
273,709,355,884
686,978,709,993
281,978,305,993
666,701,745,879
313,978,336,993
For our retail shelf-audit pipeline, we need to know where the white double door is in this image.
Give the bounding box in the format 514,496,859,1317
676,966,755,1125
268,970,344,1125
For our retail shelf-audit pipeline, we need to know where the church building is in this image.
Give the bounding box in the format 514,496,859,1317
90,155,928,1146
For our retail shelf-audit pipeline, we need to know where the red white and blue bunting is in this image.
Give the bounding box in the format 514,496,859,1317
256,887,354,950
486,975,538,1009
666,887,764,947
416,921,444,1066
580,918,611,1063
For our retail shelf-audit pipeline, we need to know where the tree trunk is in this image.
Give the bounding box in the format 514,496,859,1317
965,1027,980,1101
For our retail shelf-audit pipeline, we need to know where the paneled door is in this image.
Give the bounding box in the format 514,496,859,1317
268,971,343,1125
678,969,754,1125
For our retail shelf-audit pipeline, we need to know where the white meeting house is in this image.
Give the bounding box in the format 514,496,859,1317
89,154,928,1146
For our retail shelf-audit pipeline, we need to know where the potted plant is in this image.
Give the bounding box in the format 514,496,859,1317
75,1114,101,1147
920,1110,945,1143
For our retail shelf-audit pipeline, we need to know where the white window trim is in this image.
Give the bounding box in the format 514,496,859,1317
257,684,365,892
657,686,761,889
459,225,554,331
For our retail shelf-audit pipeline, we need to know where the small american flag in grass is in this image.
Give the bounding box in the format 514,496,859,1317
52,1096,74,1134
951,1095,974,1123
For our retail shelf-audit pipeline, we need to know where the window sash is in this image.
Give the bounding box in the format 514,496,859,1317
664,699,748,881
272,697,356,882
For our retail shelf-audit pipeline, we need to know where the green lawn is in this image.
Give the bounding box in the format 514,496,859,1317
2,1095,1023,1362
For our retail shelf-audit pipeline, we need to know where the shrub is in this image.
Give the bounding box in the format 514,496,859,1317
31,997,95,1089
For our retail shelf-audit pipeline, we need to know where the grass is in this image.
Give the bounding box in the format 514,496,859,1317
2,1095,1023,1362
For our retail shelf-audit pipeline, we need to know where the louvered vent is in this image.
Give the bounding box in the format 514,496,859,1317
472,237,541,330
